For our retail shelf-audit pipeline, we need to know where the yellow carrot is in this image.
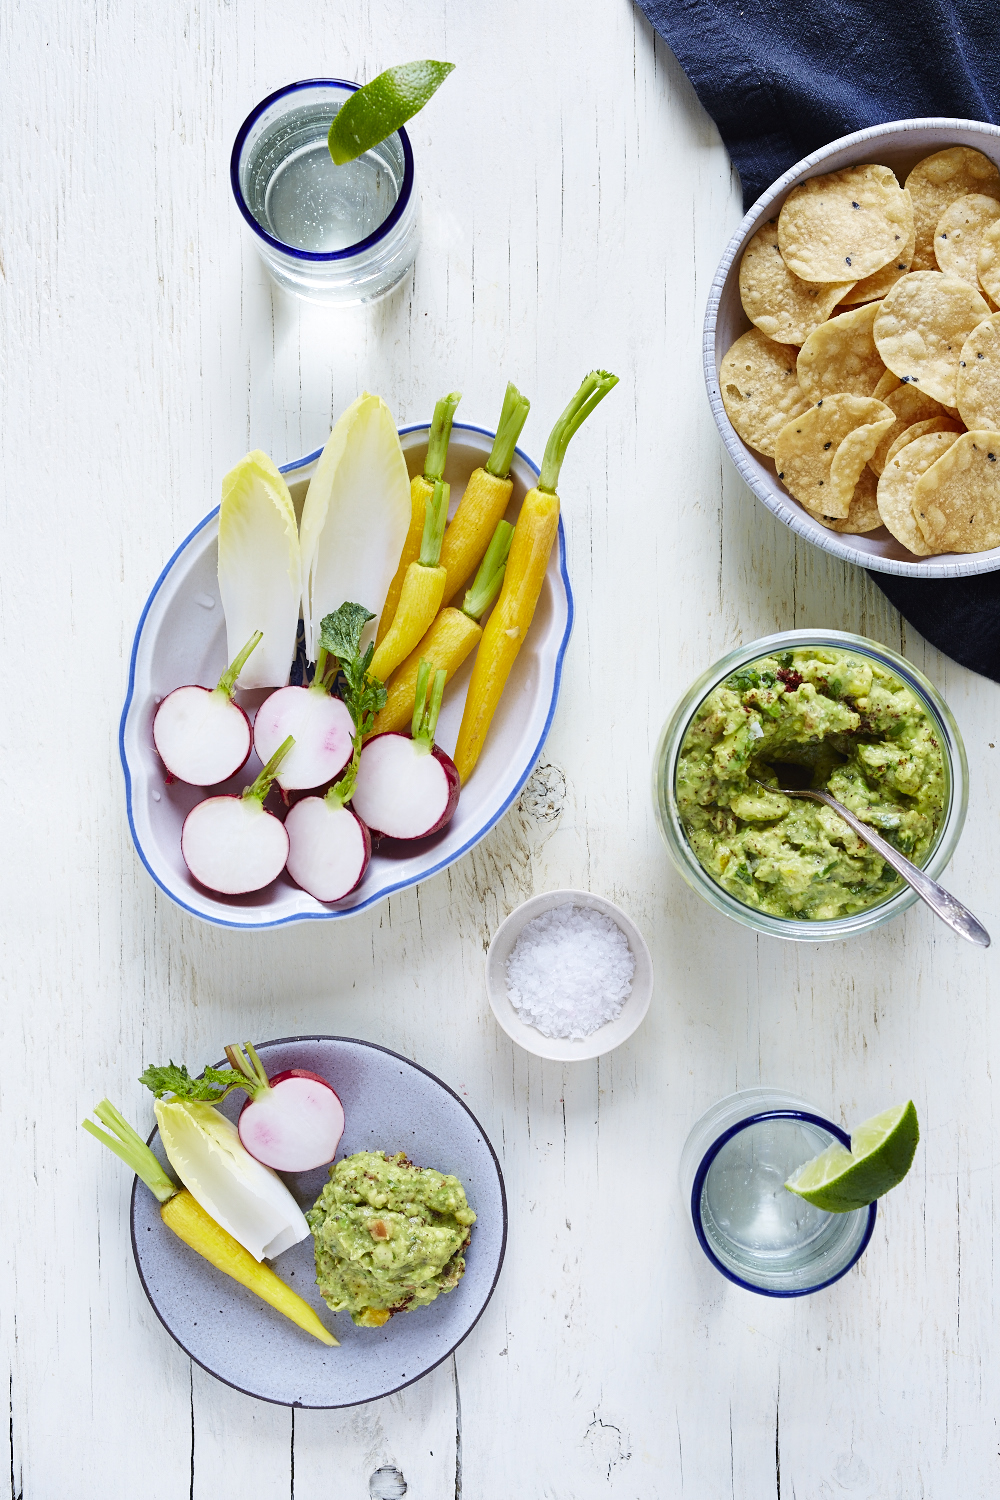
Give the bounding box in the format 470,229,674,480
373,520,514,734
439,382,530,604
377,392,461,647
83,1100,337,1347
454,371,618,784
371,479,450,683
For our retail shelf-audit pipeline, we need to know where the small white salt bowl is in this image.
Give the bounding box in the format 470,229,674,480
485,889,653,1061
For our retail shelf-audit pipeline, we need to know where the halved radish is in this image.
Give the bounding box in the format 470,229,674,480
352,661,460,840
181,735,293,895
253,647,354,791
153,630,261,786
225,1043,345,1172
285,796,371,902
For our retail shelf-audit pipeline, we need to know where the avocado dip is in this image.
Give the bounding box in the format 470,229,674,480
676,647,947,920
307,1151,476,1327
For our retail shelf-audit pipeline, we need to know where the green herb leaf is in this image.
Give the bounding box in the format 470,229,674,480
319,603,387,741
320,602,375,663
139,1061,248,1101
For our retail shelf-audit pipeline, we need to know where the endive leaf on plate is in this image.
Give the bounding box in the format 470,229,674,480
218,451,301,689
299,393,411,662
154,1098,310,1261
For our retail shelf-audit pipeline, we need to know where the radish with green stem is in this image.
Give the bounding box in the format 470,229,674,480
152,631,262,786
352,659,460,840
181,736,294,894
285,602,386,901
225,1042,345,1171
252,645,355,790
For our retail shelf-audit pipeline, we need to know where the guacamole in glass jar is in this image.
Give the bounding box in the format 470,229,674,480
675,647,947,920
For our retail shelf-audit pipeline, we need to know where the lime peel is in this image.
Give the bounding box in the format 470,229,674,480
785,1100,920,1213
328,61,455,166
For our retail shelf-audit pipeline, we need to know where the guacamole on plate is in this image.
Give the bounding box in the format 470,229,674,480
676,647,946,920
307,1151,476,1327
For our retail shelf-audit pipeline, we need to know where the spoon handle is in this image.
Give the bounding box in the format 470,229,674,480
813,792,991,947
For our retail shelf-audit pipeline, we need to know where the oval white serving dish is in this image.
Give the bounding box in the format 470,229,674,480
484,889,653,1061
705,116,1000,578
120,423,573,929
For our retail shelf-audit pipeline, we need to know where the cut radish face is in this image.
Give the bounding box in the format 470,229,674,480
351,659,460,840
285,797,371,902
226,1044,345,1172
253,679,354,791
153,630,262,785
181,735,293,895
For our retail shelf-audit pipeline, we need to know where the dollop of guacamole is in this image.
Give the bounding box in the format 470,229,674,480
676,647,946,920
307,1151,476,1327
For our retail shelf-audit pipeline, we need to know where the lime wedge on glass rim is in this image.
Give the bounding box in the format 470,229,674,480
328,61,455,166
785,1101,920,1213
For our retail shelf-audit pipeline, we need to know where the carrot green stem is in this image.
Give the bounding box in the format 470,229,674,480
216,631,263,698
244,735,294,804
462,520,514,620
411,660,446,751
486,383,531,479
424,392,462,482
83,1100,178,1204
538,370,619,494
418,480,450,568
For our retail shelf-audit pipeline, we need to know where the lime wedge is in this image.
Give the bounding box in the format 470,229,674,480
785,1101,920,1213
328,61,455,166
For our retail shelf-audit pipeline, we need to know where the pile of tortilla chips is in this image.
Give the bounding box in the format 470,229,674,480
721,147,1000,555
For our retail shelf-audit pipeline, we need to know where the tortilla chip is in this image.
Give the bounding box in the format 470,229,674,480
977,217,1000,304
934,193,1000,295
739,219,855,344
883,416,964,469
877,431,961,554
839,195,916,304
906,147,1000,271
816,465,884,532
873,370,903,400
913,429,1000,551
867,382,951,475
873,271,990,405
796,302,886,401
774,395,894,518
719,328,813,457
956,312,1000,430
777,164,912,283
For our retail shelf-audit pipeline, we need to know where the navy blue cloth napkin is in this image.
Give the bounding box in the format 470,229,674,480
637,0,1000,681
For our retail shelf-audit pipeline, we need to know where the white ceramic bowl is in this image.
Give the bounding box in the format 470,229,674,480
705,116,1000,578
484,890,653,1061
119,423,573,929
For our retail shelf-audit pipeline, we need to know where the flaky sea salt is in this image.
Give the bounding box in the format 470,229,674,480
504,903,635,1040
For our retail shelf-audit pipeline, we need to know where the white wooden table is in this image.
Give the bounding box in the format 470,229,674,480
4,2,998,1494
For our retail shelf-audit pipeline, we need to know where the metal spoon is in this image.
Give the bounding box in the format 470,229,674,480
751,768,990,947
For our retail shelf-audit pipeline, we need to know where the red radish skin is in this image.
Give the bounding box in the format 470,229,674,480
237,1070,345,1172
352,732,460,841
253,686,354,791
181,796,289,894
152,631,263,786
285,798,371,902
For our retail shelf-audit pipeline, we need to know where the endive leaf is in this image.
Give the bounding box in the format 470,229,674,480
299,394,411,662
218,451,301,689
154,1099,310,1262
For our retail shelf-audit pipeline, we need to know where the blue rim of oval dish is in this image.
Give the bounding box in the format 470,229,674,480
230,78,416,262
690,1110,877,1298
129,1034,509,1409
118,422,574,930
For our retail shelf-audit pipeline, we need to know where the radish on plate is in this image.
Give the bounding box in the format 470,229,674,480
181,735,294,895
352,660,460,840
225,1042,345,1172
152,631,262,786
253,646,355,791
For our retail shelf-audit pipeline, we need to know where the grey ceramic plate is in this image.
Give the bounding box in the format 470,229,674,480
130,1036,507,1407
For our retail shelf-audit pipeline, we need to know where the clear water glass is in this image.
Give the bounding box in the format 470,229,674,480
680,1089,876,1296
231,79,419,305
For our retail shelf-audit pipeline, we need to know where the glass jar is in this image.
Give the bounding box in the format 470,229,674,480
231,79,419,305
679,1089,877,1296
652,629,969,942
